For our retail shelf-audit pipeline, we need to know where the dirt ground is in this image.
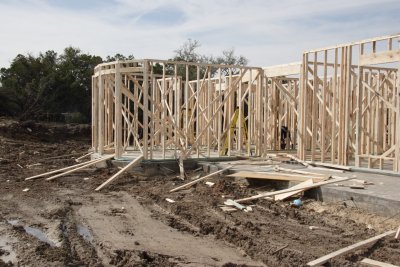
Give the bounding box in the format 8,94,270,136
0,117,399,267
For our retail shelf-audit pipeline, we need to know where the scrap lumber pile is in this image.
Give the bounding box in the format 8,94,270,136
223,154,372,211
232,173,355,203
166,155,367,212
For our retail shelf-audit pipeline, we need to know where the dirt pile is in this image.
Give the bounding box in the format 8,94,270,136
0,117,90,142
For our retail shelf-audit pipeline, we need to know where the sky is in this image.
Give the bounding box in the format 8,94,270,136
0,0,399,68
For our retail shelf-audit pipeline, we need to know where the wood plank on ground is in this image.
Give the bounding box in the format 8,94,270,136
227,171,328,182
25,155,111,181
45,154,115,181
25,155,114,180
95,155,144,191
307,230,396,266
170,166,232,192
360,258,399,267
274,179,314,201
274,166,327,177
308,166,344,173
308,161,352,171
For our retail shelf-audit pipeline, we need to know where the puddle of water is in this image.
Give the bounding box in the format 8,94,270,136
77,224,93,244
24,226,56,247
7,219,57,247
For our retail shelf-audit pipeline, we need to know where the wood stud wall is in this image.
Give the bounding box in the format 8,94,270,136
92,60,265,161
298,34,400,172
92,34,400,172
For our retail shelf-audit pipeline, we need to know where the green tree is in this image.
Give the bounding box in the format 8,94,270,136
52,47,102,120
170,39,248,80
0,51,58,119
0,47,102,121
105,53,135,62
210,48,248,76
173,39,204,63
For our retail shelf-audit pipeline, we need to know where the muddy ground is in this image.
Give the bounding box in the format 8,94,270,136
0,117,399,266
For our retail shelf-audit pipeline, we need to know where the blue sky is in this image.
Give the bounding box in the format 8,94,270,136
0,0,399,68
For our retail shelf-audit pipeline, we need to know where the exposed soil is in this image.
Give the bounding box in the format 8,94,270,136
0,117,399,266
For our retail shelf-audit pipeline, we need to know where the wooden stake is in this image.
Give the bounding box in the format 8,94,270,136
307,230,396,266
178,154,185,180
95,155,143,191
170,166,232,192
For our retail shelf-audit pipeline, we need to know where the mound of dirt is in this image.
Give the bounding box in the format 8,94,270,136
0,117,90,142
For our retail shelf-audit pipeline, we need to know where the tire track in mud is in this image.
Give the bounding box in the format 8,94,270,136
58,204,102,266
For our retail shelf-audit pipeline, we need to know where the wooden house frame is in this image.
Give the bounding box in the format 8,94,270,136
298,34,400,171
91,34,400,172
92,60,265,160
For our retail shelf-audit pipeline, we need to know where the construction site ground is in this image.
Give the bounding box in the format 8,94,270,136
0,118,400,267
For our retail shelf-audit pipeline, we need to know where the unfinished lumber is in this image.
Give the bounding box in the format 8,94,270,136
224,199,246,210
170,166,232,192
40,152,88,161
75,152,94,162
395,226,400,239
205,181,215,187
360,258,399,267
45,154,115,181
227,171,328,182
165,198,175,203
307,166,344,173
235,176,355,203
26,163,42,168
272,244,289,254
25,155,112,181
308,162,352,171
274,166,326,177
178,155,185,180
274,179,314,201
306,230,396,266
349,184,365,189
91,34,400,172
95,155,143,191
287,154,310,167
352,179,373,185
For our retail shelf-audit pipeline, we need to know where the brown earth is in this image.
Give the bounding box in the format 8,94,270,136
0,117,399,266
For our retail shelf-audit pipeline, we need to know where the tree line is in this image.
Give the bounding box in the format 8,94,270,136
0,40,247,123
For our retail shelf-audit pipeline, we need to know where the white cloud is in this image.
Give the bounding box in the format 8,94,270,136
0,0,399,68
